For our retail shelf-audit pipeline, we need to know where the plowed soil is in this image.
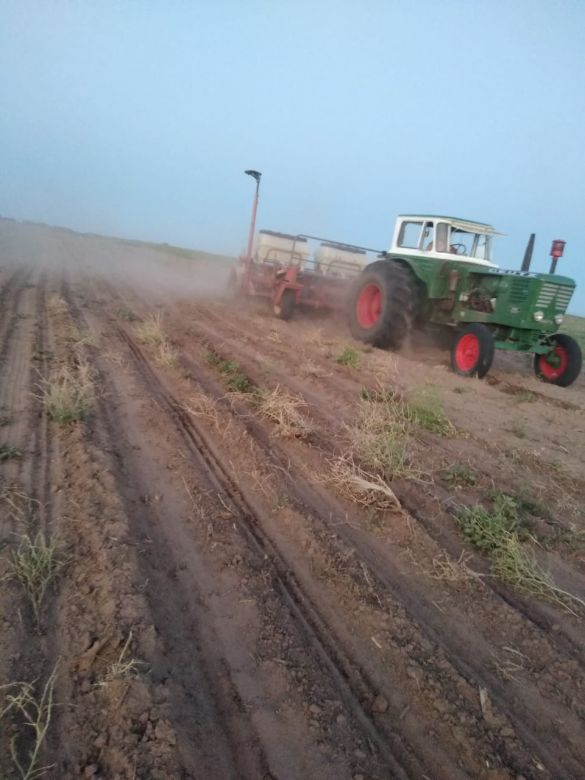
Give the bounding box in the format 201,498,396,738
1,219,584,780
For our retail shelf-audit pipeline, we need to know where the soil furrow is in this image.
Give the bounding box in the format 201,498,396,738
114,325,417,780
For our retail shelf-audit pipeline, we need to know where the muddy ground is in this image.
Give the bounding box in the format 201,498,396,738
1,219,584,780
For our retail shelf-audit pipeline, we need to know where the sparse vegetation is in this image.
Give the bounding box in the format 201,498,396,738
10,532,64,626
99,632,141,685
48,294,68,315
509,421,527,439
155,340,179,368
456,495,585,614
0,484,36,525
257,386,313,438
407,385,455,436
32,348,54,362
136,312,167,346
336,346,361,368
443,463,477,488
327,455,401,510
113,305,138,322
206,349,254,393
348,398,414,480
300,360,331,378
41,364,94,424
0,445,22,462
360,386,396,404
0,665,58,780
515,390,537,403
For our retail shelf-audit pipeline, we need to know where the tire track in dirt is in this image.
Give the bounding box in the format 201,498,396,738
64,284,384,778
86,282,572,773
113,325,418,780
63,287,276,779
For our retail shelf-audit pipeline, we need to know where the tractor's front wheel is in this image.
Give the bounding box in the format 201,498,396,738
534,334,582,387
349,261,417,349
451,324,495,378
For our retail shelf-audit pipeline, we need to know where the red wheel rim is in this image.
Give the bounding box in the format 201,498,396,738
455,333,480,372
537,345,568,381
356,283,382,328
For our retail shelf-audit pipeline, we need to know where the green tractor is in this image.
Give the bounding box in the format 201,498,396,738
349,215,582,387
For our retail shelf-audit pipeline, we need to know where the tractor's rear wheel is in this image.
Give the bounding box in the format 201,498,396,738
274,289,296,321
349,261,417,349
534,334,582,387
451,324,495,378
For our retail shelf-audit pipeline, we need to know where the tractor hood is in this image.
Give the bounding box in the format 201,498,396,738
461,267,575,331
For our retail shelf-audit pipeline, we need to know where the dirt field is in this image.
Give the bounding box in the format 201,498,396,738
1,219,584,780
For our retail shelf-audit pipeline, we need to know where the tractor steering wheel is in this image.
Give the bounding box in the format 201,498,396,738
450,243,467,255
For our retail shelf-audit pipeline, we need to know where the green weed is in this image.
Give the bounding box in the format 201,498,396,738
407,385,455,436
336,346,360,369
113,305,138,322
443,463,477,488
457,495,584,614
206,350,254,393
10,532,64,626
0,445,22,462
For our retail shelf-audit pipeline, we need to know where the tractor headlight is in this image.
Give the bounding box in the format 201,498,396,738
533,311,544,322
554,314,564,326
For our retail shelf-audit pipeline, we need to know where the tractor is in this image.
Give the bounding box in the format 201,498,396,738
234,208,582,387
349,215,581,387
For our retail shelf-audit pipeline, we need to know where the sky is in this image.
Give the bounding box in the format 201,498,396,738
1,0,584,312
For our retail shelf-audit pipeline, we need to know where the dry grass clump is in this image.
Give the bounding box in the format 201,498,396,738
327,455,401,510
99,632,142,686
40,363,94,424
135,312,179,369
300,360,331,378
48,294,68,315
135,312,166,346
348,398,415,480
186,392,222,430
0,484,36,530
10,532,64,626
257,385,314,438
0,665,58,780
155,340,179,368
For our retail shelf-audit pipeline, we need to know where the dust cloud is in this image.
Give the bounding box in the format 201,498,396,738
0,217,234,300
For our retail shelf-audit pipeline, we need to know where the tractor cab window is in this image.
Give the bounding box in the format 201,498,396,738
449,229,475,256
397,220,434,250
448,228,492,259
397,221,423,249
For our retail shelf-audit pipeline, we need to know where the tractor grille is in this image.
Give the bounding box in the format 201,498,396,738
509,277,531,304
536,283,574,313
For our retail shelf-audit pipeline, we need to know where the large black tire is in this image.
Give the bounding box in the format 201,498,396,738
348,260,417,349
274,289,296,321
451,323,495,378
534,333,582,387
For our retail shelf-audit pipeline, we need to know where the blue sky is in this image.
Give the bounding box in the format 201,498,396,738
1,0,584,312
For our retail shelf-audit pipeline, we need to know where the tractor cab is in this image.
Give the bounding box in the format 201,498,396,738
391,215,499,267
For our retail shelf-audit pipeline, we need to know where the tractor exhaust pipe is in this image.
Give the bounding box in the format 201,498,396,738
521,233,535,272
